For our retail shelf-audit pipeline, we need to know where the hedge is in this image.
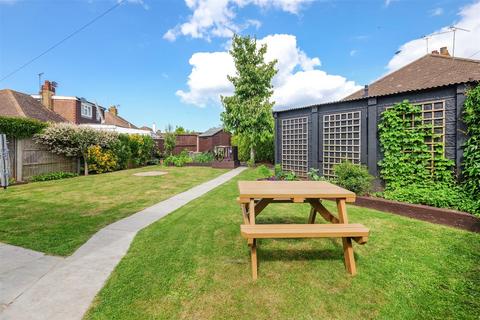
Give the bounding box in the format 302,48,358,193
0,117,48,139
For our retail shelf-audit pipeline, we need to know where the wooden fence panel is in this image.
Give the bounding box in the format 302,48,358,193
21,138,78,180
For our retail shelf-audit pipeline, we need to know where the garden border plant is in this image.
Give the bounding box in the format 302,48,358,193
378,100,479,215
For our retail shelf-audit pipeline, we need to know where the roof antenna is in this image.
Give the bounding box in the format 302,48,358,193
38,72,44,92
449,26,470,58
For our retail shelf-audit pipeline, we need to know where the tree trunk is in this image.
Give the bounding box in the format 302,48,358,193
250,146,256,165
83,153,89,176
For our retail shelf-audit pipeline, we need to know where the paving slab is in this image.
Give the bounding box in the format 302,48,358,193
0,167,245,320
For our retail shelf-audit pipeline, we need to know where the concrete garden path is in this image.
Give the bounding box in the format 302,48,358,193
0,167,246,320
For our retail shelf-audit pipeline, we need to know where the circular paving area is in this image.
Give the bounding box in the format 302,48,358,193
133,171,168,177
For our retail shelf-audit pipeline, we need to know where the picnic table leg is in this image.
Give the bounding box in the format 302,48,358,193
337,199,357,275
308,207,317,224
251,239,258,280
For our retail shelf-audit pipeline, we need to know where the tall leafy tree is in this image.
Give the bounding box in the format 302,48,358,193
221,34,277,164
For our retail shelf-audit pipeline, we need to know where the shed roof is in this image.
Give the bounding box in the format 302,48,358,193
199,127,223,137
0,89,67,123
275,54,480,113
344,54,480,101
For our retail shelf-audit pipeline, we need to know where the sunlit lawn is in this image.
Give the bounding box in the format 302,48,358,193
0,166,226,256
86,169,480,319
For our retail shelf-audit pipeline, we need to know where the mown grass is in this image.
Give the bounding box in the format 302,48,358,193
86,169,480,319
0,166,226,256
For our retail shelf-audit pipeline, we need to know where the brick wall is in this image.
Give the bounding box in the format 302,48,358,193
52,99,77,123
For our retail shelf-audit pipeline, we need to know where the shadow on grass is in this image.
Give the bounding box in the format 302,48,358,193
259,248,342,261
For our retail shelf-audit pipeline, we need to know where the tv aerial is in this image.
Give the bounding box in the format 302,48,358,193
423,26,470,57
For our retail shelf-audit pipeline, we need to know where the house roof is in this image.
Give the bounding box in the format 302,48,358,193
199,127,224,137
0,89,68,123
104,112,138,129
344,54,480,101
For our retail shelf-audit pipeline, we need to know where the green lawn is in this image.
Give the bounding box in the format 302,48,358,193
0,166,226,256
86,169,480,320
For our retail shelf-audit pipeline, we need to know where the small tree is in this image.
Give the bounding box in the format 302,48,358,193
163,124,176,156
221,34,277,164
34,124,117,175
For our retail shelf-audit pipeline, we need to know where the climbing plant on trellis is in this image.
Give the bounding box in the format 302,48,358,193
378,100,454,189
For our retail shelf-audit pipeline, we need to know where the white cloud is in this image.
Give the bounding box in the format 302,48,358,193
350,49,357,57
430,7,444,16
387,0,480,72
176,34,361,109
163,0,311,41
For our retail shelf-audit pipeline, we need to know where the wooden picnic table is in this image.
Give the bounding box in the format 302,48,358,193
237,180,369,279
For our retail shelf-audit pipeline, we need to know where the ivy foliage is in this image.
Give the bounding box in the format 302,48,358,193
378,100,454,189
462,83,480,195
0,116,48,139
221,34,277,164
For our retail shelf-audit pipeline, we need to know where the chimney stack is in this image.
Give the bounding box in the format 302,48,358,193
40,80,55,110
439,47,450,56
108,105,118,116
152,122,157,133
363,85,369,97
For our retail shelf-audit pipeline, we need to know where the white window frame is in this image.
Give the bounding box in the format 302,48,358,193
81,103,92,118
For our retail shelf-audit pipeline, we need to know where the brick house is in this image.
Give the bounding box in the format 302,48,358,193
32,80,105,125
0,89,77,181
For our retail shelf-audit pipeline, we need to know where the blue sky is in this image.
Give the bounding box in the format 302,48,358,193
1,0,479,131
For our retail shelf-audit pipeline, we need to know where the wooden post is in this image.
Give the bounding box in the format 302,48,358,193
249,199,255,224
251,239,258,280
308,207,317,224
15,139,23,182
337,199,356,275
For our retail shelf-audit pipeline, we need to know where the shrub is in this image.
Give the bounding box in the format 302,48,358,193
384,182,480,216
0,117,48,139
257,165,272,178
163,150,191,167
462,84,480,196
307,168,324,181
333,161,373,195
191,152,214,163
274,164,285,180
34,123,117,175
128,134,155,166
30,171,78,182
284,171,298,181
232,133,274,163
109,134,132,170
87,145,117,174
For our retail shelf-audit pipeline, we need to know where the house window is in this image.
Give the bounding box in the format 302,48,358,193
322,111,361,178
281,117,308,177
81,103,92,118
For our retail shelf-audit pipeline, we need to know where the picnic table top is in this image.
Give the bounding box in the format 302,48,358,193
238,181,356,202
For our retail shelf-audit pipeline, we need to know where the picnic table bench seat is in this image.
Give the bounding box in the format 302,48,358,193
241,223,369,243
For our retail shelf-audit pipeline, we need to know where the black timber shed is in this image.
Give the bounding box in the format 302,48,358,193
273,53,480,179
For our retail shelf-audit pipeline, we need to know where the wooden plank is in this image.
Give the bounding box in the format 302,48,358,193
308,207,317,224
249,199,255,225
240,224,369,239
238,181,356,202
254,198,271,216
336,199,348,224
251,239,258,280
241,203,249,224
342,237,356,275
307,199,339,224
